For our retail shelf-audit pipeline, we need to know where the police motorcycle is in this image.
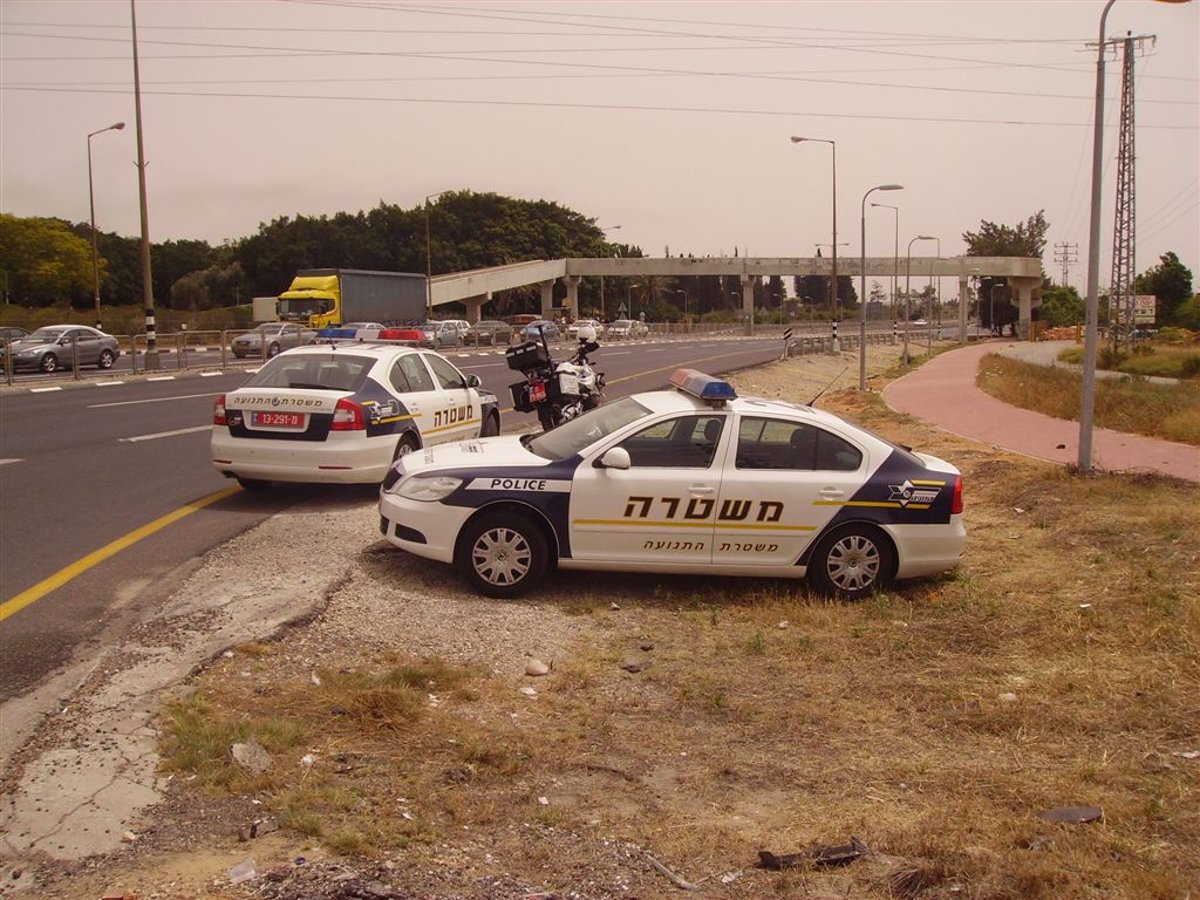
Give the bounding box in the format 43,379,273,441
506,323,605,431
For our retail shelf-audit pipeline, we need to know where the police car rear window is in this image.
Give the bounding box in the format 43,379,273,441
243,354,374,392
527,397,651,461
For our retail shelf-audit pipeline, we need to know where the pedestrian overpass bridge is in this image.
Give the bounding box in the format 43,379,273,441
431,255,1044,339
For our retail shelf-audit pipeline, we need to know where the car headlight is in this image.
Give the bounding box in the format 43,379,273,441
389,474,463,501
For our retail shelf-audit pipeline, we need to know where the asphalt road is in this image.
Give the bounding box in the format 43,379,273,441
0,335,785,702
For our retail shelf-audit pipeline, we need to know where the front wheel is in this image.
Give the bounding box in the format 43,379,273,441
39,353,59,373
479,411,500,438
97,348,116,369
456,512,548,599
807,525,895,600
266,342,281,358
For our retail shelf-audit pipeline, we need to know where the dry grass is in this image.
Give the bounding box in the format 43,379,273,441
154,360,1200,898
977,353,1200,446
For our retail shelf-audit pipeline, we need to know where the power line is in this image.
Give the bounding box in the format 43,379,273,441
5,82,1195,130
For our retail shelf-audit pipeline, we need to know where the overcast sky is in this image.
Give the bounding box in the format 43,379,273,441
2,0,1196,294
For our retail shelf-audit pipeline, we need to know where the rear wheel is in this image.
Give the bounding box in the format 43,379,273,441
39,353,59,373
266,342,281,358
97,348,116,369
393,432,419,462
457,512,548,599
807,525,894,600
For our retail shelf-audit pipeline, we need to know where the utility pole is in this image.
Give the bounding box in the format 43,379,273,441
1108,34,1153,349
1053,242,1079,288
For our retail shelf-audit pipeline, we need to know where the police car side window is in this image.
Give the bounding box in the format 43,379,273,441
425,354,467,391
397,355,435,392
389,362,413,393
814,430,863,471
618,415,723,468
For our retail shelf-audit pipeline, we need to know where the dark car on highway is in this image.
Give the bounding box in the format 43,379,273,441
0,325,119,373
466,320,513,345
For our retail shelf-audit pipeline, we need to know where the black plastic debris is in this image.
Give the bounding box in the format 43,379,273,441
758,836,869,870
1038,805,1103,824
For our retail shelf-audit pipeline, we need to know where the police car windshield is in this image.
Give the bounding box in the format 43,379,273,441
526,397,651,461
242,354,375,392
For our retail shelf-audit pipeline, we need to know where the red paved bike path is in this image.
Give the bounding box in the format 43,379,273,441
882,341,1199,483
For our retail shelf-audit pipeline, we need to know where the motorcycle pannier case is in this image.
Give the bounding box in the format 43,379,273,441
509,380,536,413
505,341,551,372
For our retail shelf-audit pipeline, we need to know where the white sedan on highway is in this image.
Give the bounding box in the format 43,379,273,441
212,344,500,488
379,369,965,599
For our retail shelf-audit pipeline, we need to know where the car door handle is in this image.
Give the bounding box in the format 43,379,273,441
689,485,716,495
818,487,845,499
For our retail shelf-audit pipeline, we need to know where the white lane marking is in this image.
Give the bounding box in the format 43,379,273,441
147,376,176,382
89,391,223,409
119,425,211,443
200,371,223,377
95,380,125,387
29,386,63,393
0,458,23,466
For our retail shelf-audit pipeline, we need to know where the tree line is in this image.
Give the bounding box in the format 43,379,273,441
1,198,1193,329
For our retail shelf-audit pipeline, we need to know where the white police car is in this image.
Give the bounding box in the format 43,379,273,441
379,369,964,599
212,343,500,488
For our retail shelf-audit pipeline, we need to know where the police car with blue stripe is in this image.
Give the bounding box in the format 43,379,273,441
212,343,500,488
379,369,965,599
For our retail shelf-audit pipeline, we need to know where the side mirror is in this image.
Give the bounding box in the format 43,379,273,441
595,447,631,470
466,373,481,388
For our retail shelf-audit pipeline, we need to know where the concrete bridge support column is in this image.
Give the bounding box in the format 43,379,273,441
740,275,756,335
1013,278,1039,341
564,275,581,319
958,275,969,343
539,281,555,318
463,293,489,324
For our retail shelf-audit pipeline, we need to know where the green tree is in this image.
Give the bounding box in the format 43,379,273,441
1133,251,1193,325
0,214,94,307
963,210,1049,330
1038,285,1084,328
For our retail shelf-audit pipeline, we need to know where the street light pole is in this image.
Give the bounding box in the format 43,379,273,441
791,137,838,319
1079,0,1191,472
87,121,125,330
424,190,451,320
860,184,904,390
599,225,621,320
871,202,899,323
674,288,689,327
927,237,941,354
905,235,937,365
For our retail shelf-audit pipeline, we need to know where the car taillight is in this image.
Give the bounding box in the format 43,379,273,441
951,475,963,515
331,397,366,431
213,394,227,426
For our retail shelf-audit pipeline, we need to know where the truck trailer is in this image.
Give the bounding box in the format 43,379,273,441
277,269,427,329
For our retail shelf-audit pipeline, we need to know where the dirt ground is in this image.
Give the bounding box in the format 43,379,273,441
3,343,1197,900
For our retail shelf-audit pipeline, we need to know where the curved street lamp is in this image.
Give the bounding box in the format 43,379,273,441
870,202,899,323
791,136,838,317
87,121,125,329
860,184,904,389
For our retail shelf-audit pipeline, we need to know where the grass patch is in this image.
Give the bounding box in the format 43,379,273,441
977,353,1200,445
155,360,1200,895
1058,342,1200,379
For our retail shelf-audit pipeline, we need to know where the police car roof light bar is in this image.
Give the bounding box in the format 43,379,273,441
668,368,737,404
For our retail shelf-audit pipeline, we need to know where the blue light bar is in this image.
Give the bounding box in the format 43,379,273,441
318,327,357,339
668,368,737,403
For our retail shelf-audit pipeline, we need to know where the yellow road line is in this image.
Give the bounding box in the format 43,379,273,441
0,485,242,623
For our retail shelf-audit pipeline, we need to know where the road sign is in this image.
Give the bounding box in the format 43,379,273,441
617,303,628,317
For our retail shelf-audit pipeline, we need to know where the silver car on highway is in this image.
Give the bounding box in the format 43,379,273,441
0,325,120,373
231,323,316,359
